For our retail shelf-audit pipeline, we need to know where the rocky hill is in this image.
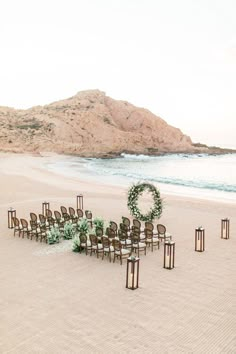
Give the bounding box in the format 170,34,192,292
0,90,231,157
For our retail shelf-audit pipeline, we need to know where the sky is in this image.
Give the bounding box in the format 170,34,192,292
0,0,235,148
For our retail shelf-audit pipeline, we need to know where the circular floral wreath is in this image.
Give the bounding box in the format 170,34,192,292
127,182,163,222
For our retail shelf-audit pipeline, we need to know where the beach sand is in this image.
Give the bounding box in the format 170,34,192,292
0,153,235,353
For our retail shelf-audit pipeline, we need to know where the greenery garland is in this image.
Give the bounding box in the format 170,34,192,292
127,182,163,222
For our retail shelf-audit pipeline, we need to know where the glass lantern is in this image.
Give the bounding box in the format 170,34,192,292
126,256,140,290
76,194,84,210
195,227,205,252
163,241,175,269
221,218,230,239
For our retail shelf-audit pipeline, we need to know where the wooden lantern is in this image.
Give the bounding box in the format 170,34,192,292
8,208,16,229
221,218,230,239
126,256,140,290
195,227,205,252
76,194,84,210
163,241,175,269
42,202,50,216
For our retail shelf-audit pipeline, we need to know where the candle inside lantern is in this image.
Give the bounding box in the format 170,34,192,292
128,272,134,288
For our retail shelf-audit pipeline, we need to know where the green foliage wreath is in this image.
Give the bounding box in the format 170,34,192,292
127,182,163,222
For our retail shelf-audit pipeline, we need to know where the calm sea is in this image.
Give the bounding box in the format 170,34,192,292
46,153,236,203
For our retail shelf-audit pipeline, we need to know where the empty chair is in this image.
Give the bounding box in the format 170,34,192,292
119,223,129,235
145,229,160,252
60,206,67,218
89,234,103,258
79,234,91,255
12,217,22,237
118,229,132,251
157,224,172,242
77,208,83,219
95,227,103,241
131,231,147,257
69,207,78,223
46,209,55,227
54,210,64,227
101,236,114,262
39,214,50,230
63,213,71,222
112,239,131,265
30,212,39,229
85,210,93,228
20,219,31,239
110,221,118,236
30,220,39,241
122,217,131,231
106,227,116,241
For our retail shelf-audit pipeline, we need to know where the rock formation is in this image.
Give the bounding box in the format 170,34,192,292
0,90,231,157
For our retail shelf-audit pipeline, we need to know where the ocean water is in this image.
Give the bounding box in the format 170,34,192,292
46,153,236,203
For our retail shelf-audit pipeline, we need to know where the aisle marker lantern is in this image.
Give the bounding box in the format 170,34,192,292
221,218,230,239
76,194,84,210
126,256,140,290
8,207,16,229
195,227,205,252
42,202,50,217
163,240,175,269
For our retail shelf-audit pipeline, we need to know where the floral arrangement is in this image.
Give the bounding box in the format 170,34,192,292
64,222,76,240
93,217,104,231
72,235,81,252
47,226,61,244
76,218,89,236
127,182,163,222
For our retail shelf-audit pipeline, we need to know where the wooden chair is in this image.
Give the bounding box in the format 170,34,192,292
131,231,147,257
20,219,31,239
106,227,116,241
85,210,93,228
101,236,114,262
112,239,131,265
110,221,118,236
60,206,67,218
118,229,132,251
39,214,50,230
77,208,83,219
68,207,78,223
38,224,47,242
46,209,55,227
95,227,103,242
89,234,103,258
122,217,131,231
54,210,64,226
12,217,22,237
157,224,172,242
79,234,91,255
145,229,160,252
30,220,39,241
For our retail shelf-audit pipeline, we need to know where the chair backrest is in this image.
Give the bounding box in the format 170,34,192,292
61,206,67,215
63,213,70,222
12,216,20,227
46,209,53,218
95,227,103,238
110,221,118,233
20,218,28,228
133,219,141,229
79,234,87,244
122,217,130,229
130,231,140,244
39,214,46,224
89,234,98,246
101,236,110,248
85,210,92,219
157,224,166,235
145,222,154,231
69,207,75,216
54,210,61,220
106,227,116,239
120,223,129,234
30,212,37,222
118,229,128,241
77,209,83,218
145,229,153,240
112,239,121,252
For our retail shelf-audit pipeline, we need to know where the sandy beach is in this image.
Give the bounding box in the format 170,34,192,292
0,153,235,353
